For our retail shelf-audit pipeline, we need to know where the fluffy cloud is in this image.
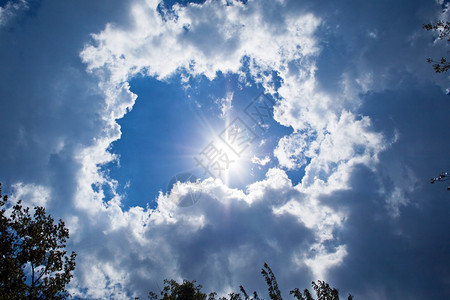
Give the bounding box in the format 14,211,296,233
74,0,389,297
2,0,450,299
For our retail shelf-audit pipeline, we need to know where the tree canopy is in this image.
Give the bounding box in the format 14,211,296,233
147,263,353,300
0,183,76,299
423,20,450,73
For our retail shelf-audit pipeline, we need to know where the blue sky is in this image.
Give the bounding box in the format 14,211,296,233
109,72,294,208
1,0,450,299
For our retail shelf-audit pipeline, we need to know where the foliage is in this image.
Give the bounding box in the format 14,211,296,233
261,262,281,300
0,183,76,299
290,280,353,300
147,263,353,300
148,279,208,300
423,20,450,73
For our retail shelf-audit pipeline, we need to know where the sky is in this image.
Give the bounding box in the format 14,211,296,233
1,0,450,299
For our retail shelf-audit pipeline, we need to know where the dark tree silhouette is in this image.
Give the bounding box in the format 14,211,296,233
423,20,450,73
430,171,450,190
0,183,76,299
146,263,353,300
290,280,353,300
148,279,208,300
261,262,282,300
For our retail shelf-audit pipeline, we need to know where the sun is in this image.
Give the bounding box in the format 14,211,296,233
186,89,271,188
192,114,258,187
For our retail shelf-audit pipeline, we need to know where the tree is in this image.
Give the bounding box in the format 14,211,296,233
260,263,353,300
290,280,353,300
147,263,353,300
148,279,208,300
0,183,76,299
261,262,282,300
423,20,450,73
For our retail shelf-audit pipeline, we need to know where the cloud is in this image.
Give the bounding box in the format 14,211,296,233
0,0,28,27
2,0,450,299
274,132,310,170
251,155,270,166
66,170,336,298
0,0,143,294
9,182,51,207
74,0,353,296
216,92,234,118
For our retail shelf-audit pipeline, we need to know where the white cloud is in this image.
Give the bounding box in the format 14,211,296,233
69,172,338,298
251,155,270,166
302,244,348,280
9,182,51,208
74,0,388,296
81,0,321,82
368,29,378,39
274,132,310,170
216,92,234,118
0,0,28,27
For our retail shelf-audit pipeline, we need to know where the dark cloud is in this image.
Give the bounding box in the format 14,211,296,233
0,0,131,204
324,164,450,299
318,83,450,299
